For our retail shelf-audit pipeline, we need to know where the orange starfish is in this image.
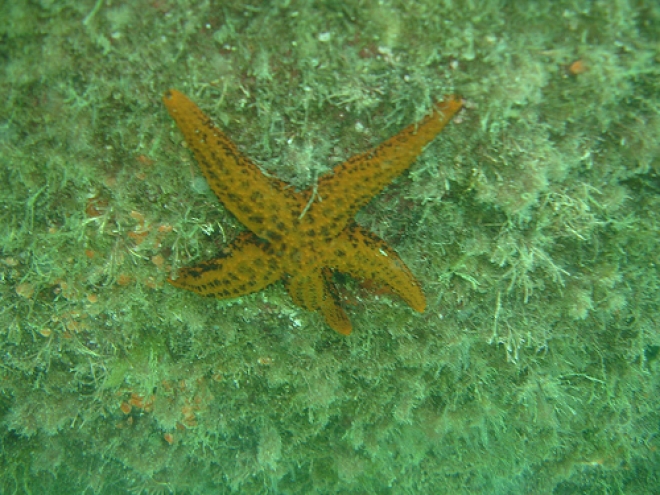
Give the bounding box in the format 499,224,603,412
163,89,461,335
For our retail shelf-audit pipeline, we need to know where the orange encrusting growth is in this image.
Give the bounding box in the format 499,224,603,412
163,89,462,335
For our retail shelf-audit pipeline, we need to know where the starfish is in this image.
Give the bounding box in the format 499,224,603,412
163,89,462,335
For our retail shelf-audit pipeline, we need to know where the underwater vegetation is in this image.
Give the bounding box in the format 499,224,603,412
0,1,659,493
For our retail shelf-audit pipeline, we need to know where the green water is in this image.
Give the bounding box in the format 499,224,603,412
1,1,658,493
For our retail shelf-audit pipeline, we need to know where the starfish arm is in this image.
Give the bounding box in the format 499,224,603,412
307,96,462,238
163,89,303,242
168,232,283,298
328,223,426,313
285,268,352,335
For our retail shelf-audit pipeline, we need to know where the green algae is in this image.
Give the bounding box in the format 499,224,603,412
0,0,659,493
